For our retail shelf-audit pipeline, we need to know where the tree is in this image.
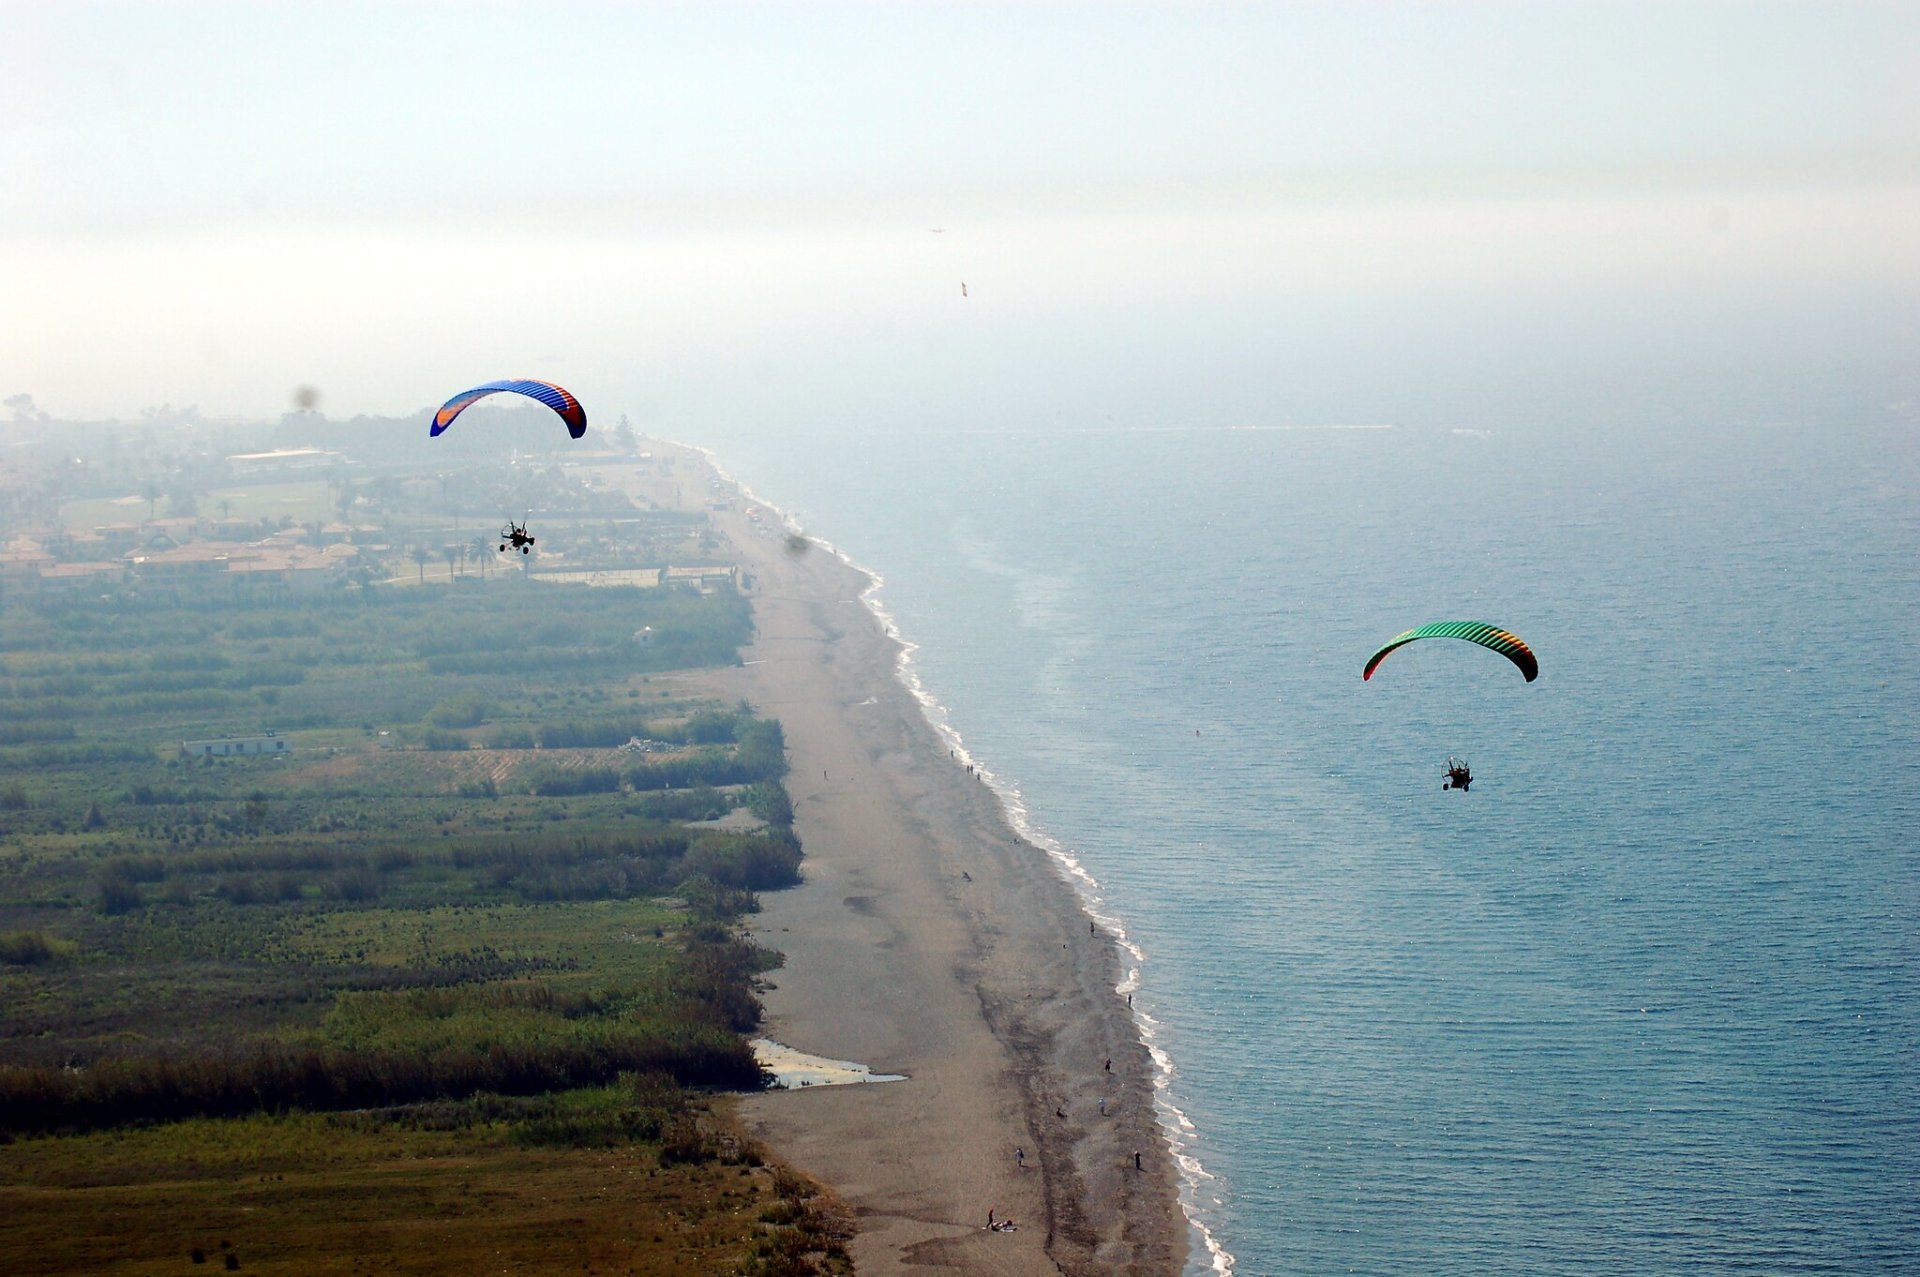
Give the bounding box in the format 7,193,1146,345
409,544,431,584
443,544,463,579
471,534,494,581
4,392,47,421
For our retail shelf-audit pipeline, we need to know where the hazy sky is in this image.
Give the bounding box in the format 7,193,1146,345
3,1,1915,428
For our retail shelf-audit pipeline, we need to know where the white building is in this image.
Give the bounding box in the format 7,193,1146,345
180,733,290,758
225,448,340,477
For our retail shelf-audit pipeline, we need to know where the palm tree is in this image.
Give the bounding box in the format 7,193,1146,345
443,544,463,579
409,544,431,584
471,534,493,581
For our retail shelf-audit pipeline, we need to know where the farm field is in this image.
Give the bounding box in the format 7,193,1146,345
0,562,847,1275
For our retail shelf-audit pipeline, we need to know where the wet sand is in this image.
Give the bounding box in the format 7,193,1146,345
615,446,1185,1275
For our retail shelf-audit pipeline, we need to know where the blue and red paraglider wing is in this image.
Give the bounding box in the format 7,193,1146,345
431,379,587,439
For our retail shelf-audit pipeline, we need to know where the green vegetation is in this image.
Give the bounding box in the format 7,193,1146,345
0,561,846,1274
1,1095,852,1276
60,481,338,530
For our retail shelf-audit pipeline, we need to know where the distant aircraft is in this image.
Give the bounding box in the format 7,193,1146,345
1364,621,1534,796
930,227,946,233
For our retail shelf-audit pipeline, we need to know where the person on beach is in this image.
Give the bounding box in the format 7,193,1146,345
1133,1150,1142,1171
1099,1097,1107,1116
988,1208,995,1229
1015,1147,1025,1168
1104,1057,1112,1072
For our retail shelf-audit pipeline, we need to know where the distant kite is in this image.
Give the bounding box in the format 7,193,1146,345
431,379,586,439
1363,621,1539,683
961,282,968,298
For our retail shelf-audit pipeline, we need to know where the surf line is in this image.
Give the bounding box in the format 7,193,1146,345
840,546,1236,1276
690,447,1235,1275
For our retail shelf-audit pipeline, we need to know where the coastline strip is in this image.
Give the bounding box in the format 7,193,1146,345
622,443,1187,1275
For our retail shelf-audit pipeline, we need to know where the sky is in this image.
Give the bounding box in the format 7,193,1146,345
2,0,1915,430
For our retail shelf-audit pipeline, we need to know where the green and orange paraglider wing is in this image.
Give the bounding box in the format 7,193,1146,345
1362,621,1538,682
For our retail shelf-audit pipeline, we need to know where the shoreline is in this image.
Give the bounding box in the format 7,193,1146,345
620,443,1186,1275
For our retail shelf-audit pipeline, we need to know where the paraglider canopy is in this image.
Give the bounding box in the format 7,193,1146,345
431,379,587,439
1363,621,1538,683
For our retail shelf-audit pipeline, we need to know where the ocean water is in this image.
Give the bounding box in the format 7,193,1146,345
693,410,1919,1275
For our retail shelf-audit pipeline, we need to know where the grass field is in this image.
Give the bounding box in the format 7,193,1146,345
58,481,337,530
2,1097,848,1276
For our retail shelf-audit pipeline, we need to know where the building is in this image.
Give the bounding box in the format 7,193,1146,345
180,733,290,758
37,561,126,593
225,448,341,477
665,565,738,593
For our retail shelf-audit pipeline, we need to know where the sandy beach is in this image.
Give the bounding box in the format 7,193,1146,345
615,446,1185,1275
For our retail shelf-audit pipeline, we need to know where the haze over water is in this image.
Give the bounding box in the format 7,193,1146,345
699,400,1919,1273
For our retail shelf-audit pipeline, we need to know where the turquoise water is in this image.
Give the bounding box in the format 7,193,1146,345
694,411,1918,1275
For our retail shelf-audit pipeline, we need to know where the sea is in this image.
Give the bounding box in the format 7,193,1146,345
689,401,1919,1275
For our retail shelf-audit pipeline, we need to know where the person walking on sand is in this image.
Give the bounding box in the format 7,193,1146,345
988,1208,995,1229
1133,1150,1142,1171
1104,1057,1112,1072
1015,1146,1025,1168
